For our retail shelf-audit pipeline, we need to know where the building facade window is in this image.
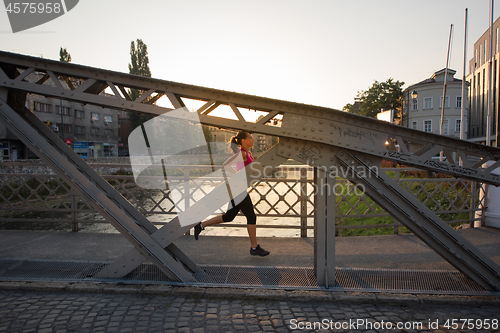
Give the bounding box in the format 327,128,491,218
456,96,462,108
479,44,482,66
483,39,488,64
91,127,100,135
55,124,72,133
424,120,432,133
411,99,418,111
91,113,99,121
105,129,113,136
424,97,433,109
75,126,85,135
442,119,449,135
104,115,113,123
455,119,461,133
411,121,418,130
34,102,51,113
75,110,84,119
439,96,450,109
495,28,498,53
55,105,71,116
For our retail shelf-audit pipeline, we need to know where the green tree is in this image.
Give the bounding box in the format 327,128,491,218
128,39,153,128
343,78,404,118
59,47,71,62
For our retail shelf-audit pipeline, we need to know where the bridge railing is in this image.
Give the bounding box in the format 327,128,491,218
0,161,485,236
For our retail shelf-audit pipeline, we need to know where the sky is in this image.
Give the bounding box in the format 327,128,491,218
1,0,500,112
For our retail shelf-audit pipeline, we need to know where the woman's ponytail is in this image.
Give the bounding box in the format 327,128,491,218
228,131,250,154
229,135,239,154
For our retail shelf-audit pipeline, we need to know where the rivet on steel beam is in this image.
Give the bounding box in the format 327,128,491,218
319,121,323,124
287,153,291,156
280,150,284,153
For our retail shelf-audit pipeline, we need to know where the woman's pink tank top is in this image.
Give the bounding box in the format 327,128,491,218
236,148,253,171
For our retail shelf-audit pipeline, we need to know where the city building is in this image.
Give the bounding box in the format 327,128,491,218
27,94,120,158
402,68,467,140
467,15,500,145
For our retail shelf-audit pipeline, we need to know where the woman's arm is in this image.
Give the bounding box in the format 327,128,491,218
222,151,244,174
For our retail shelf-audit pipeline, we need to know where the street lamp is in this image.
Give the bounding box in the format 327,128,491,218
411,90,418,100
405,90,418,127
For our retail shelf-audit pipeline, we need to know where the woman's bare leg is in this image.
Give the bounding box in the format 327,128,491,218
201,215,224,229
247,224,258,248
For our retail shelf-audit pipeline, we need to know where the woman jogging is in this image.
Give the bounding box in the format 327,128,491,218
193,130,270,256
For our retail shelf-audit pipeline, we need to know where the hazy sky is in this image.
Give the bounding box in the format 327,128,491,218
1,0,499,111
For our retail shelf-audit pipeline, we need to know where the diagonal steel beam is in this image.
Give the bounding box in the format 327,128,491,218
0,93,197,282
96,145,288,278
2,50,500,187
276,138,500,291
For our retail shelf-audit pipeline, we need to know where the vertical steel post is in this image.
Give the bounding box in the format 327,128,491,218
300,167,308,237
314,168,336,288
71,190,78,232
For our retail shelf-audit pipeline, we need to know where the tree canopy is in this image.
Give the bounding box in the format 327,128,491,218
59,47,71,62
343,78,404,118
128,39,153,128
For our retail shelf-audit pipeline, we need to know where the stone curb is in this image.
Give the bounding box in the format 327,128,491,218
1,280,499,306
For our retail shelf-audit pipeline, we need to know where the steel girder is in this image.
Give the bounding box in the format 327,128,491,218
0,93,198,282
1,51,500,290
1,51,500,186
276,138,500,291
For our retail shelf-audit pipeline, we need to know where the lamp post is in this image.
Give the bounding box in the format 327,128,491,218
406,89,418,127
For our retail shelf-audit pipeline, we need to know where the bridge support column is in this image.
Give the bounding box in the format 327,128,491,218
314,168,336,288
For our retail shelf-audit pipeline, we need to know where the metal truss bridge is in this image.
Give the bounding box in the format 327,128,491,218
0,50,499,291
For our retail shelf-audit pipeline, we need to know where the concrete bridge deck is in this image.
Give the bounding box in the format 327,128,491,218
0,226,499,294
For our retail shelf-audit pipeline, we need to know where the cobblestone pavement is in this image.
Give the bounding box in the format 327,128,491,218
0,287,499,333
